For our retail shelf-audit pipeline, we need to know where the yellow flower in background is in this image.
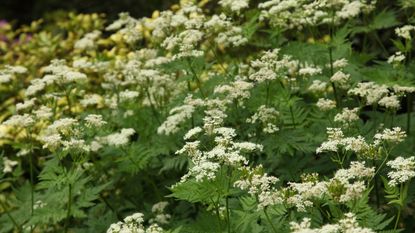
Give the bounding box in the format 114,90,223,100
323,34,331,43
152,10,160,19
198,0,210,7
307,37,315,44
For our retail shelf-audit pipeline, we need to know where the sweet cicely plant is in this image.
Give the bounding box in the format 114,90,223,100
1,0,415,232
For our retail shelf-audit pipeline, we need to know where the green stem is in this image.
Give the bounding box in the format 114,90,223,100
29,153,34,233
328,45,340,109
226,197,230,233
390,112,395,128
0,201,21,231
328,9,340,109
65,184,72,233
186,58,205,98
372,159,380,209
407,94,412,135
209,42,231,79
289,106,296,128
64,89,73,115
264,208,278,233
225,168,232,233
100,195,122,221
266,81,271,107
370,149,389,183
394,208,401,230
394,182,406,230
332,152,343,169
187,80,195,128
373,32,388,55
210,197,222,233
145,85,161,124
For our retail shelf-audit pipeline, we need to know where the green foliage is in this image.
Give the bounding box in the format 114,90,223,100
1,0,415,232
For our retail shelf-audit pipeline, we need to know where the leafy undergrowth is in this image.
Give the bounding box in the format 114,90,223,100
1,0,415,232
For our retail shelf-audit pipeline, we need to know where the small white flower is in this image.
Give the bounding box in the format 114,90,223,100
184,127,203,140
84,114,107,128
395,25,415,40
334,108,359,124
3,157,18,173
316,98,336,111
62,139,90,152
298,66,322,76
2,114,35,127
330,70,350,88
308,80,327,92
388,51,405,65
218,0,249,13
106,128,136,147
378,95,400,110
332,58,348,69
374,127,406,146
41,133,62,150
387,156,415,186
34,106,53,119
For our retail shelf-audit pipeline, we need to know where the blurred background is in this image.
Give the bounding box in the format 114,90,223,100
0,0,178,25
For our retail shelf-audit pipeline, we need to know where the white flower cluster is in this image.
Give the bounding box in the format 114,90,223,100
308,80,328,93
283,162,374,211
247,49,299,84
331,161,375,203
388,51,405,65
290,212,375,233
105,128,136,147
387,156,415,186
298,65,322,77
162,29,205,59
316,98,336,111
317,128,345,154
246,105,279,133
319,128,370,156
0,65,27,84
234,166,282,209
74,30,101,50
106,12,143,45
317,127,406,159
108,50,179,110
378,95,400,110
84,114,107,128
373,127,407,146
177,117,262,182
41,118,91,152
16,98,36,112
219,0,249,13
205,14,248,48
284,174,327,211
330,70,350,89
236,161,374,212
2,114,35,128
334,107,360,125
157,96,204,135
146,3,205,42
259,0,376,29
26,59,87,97
150,202,171,225
348,81,407,109
214,80,254,103
3,157,18,173
107,212,163,233
395,25,415,40
393,85,415,96
80,94,103,107
332,58,349,69
153,3,217,59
